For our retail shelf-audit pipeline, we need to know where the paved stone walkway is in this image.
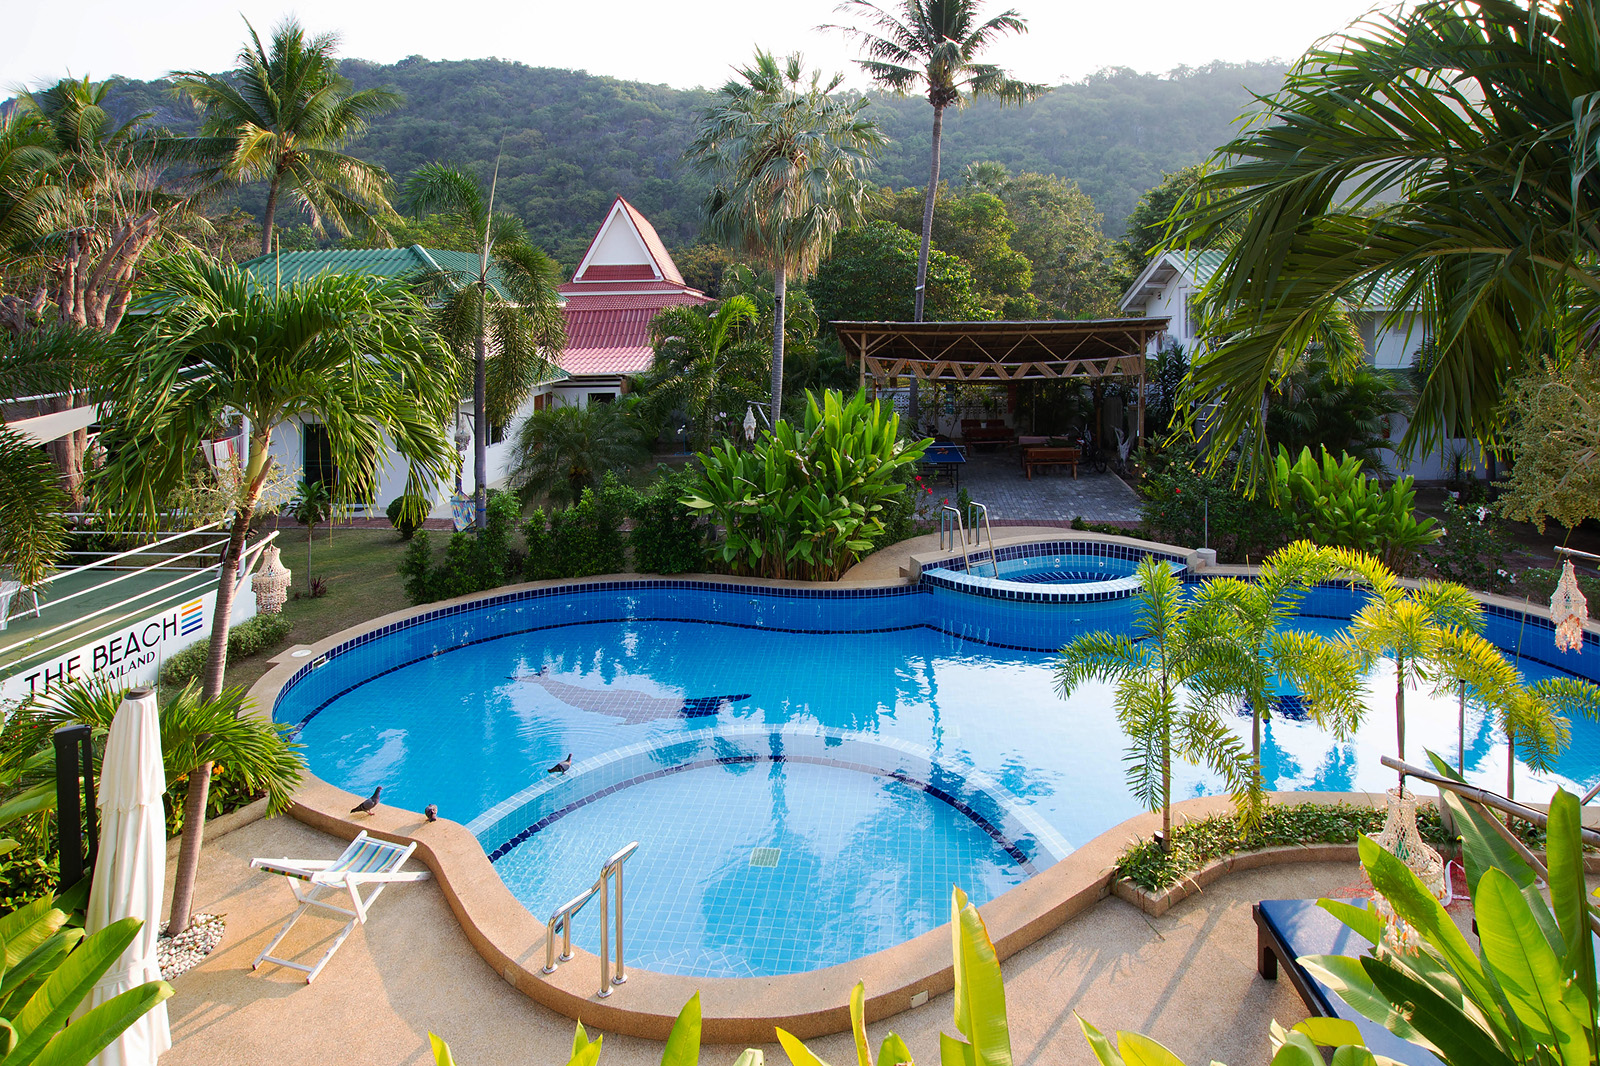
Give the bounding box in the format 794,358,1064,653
925,450,1142,524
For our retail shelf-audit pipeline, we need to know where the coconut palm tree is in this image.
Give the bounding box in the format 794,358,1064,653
1171,0,1600,464
168,17,402,255
506,402,650,507
1055,555,1256,848
402,161,567,529
1186,541,1367,813
831,0,1046,323
646,296,768,450
686,50,885,418
94,252,457,933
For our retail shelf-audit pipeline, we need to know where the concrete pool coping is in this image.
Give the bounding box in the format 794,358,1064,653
246,557,1600,1043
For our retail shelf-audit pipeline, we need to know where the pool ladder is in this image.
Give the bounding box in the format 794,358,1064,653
939,502,998,577
542,841,638,997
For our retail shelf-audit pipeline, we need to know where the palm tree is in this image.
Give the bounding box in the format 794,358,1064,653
1055,555,1255,848
1186,541,1367,812
25,677,304,819
403,162,567,529
1338,552,1493,790
831,0,1046,323
647,296,767,450
506,403,649,507
2,79,175,502
169,17,403,255
686,50,885,418
94,252,457,933
1170,0,1600,464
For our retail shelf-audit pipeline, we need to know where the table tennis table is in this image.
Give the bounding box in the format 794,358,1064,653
919,443,967,486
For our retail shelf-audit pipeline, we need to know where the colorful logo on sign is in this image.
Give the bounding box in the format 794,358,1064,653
179,598,204,636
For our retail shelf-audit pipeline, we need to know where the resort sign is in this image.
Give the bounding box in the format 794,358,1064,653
1,593,213,704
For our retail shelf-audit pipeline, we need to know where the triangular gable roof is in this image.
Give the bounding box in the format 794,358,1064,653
570,197,686,286
235,245,533,302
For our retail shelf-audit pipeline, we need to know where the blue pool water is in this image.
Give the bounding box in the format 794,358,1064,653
274,578,1600,978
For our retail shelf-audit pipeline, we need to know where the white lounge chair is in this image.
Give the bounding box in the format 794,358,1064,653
250,830,429,983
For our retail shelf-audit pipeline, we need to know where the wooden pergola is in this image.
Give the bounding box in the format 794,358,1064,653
833,317,1170,439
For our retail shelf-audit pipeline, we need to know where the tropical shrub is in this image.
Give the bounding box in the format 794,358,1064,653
398,490,523,604
386,494,427,540
683,390,929,580
0,896,173,1066
1428,495,1514,592
1138,456,1289,563
532,479,631,579
1115,801,1450,892
158,613,293,687
629,470,706,575
1272,446,1439,571
507,401,650,507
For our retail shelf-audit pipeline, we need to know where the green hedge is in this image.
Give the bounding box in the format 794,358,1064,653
158,612,294,687
1115,802,1452,891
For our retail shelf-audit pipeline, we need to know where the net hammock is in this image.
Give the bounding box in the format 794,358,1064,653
1366,785,1447,955
1551,559,1588,653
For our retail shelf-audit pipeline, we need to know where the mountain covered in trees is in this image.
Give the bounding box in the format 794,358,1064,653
89,56,1286,269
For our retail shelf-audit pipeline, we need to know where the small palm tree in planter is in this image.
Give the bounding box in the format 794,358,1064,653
1055,555,1256,848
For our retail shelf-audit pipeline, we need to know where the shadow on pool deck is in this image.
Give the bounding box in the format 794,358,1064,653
164,814,1334,1066
927,449,1143,524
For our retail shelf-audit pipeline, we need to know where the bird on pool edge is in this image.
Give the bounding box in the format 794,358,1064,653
548,754,572,775
351,786,381,814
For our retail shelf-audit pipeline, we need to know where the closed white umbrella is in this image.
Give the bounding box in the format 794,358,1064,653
84,686,171,1066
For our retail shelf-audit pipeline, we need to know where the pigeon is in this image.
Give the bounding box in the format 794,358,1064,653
350,786,382,814
547,754,573,775
424,804,438,822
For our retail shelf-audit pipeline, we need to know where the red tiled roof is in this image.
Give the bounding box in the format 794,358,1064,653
577,264,656,281
558,346,656,376
560,293,713,310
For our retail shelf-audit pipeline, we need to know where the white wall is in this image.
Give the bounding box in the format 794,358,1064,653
265,384,558,518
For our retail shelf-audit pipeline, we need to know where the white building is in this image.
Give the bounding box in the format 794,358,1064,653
244,198,707,518
1119,250,1473,480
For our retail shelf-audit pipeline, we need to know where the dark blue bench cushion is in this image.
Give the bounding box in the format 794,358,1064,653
1257,898,1443,1066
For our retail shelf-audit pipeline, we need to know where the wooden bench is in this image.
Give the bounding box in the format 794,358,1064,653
1022,446,1078,479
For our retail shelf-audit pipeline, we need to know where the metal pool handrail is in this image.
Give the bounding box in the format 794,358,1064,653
542,841,639,997
966,502,998,577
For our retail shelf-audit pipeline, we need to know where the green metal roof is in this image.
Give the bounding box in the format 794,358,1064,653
236,245,538,302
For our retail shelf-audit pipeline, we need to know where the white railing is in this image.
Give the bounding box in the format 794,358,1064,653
1,522,276,667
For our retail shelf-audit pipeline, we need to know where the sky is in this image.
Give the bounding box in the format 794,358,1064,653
3,0,1406,92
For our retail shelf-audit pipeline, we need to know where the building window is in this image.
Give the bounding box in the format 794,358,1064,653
303,423,337,488
588,392,616,406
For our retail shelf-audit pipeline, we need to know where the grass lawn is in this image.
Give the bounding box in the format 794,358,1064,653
225,525,421,695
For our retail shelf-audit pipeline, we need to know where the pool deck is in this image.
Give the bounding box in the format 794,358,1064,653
164,810,1349,1066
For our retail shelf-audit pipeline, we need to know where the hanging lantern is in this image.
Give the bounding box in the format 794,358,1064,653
1551,559,1588,653
1366,785,1447,955
251,545,291,615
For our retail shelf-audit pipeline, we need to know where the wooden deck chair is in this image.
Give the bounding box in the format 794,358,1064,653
250,831,429,983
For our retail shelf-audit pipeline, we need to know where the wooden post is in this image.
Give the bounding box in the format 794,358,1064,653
1137,344,1147,446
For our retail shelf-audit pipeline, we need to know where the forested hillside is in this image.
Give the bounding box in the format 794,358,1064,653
91,57,1285,267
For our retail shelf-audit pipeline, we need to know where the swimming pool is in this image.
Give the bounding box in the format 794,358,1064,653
272,553,1600,980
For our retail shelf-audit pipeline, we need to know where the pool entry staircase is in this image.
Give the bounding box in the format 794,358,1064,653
939,502,998,577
